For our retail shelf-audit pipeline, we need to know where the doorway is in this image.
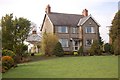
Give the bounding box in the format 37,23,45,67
73,40,79,51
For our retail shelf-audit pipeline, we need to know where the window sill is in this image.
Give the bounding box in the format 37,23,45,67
72,33,79,34
62,47,69,48
85,33,96,34
58,32,69,34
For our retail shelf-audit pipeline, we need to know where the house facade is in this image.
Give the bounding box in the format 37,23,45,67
41,5,100,52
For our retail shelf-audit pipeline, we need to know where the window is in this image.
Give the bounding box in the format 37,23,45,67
59,39,68,47
86,39,93,46
86,27,94,33
58,26,68,33
73,40,79,51
72,27,77,33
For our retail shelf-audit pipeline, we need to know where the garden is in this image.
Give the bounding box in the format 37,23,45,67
2,55,118,78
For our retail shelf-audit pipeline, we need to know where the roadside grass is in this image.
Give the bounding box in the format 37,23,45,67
2,56,118,78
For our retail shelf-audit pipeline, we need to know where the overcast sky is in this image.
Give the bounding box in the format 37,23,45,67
0,0,119,43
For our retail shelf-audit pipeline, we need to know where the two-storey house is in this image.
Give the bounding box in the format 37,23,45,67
41,5,100,53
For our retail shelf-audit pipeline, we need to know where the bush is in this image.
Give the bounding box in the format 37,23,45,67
53,42,64,57
2,49,15,57
15,44,28,56
88,49,94,56
104,43,111,54
89,40,102,56
22,44,28,53
2,56,14,71
41,33,58,56
113,38,120,55
74,52,78,56
64,52,73,55
78,46,83,56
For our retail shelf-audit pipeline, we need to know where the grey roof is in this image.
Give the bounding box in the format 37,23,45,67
41,12,100,31
48,12,84,26
77,16,89,26
77,14,100,26
26,34,41,44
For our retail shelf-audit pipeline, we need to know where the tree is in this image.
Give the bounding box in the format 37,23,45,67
1,14,31,58
89,40,102,56
14,17,31,44
53,42,64,57
98,33,104,46
103,43,111,54
41,33,58,56
0,28,2,52
110,10,120,43
13,17,31,55
110,10,120,55
113,37,120,55
1,14,14,50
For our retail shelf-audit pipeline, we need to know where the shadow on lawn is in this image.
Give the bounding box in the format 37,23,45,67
29,54,58,62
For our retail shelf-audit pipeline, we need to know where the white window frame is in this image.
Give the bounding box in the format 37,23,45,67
85,27,95,33
72,27,77,33
73,40,79,51
86,39,93,46
58,26,68,33
59,39,68,47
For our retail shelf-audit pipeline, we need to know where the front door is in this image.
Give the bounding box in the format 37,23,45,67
73,40,79,51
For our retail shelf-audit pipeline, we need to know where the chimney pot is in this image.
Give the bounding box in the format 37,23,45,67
82,9,88,16
45,4,51,14
32,30,37,34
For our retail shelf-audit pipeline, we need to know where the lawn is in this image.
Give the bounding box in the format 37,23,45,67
2,56,118,78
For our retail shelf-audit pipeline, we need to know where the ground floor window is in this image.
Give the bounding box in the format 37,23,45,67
86,39,93,46
59,39,68,47
73,40,79,51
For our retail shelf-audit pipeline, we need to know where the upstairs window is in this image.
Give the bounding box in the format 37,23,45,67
58,26,68,33
72,27,78,33
86,27,94,33
59,39,68,47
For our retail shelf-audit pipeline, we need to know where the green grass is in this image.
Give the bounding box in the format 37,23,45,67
3,56,118,78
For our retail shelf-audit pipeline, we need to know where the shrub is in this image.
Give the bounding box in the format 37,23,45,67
22,52,30,57
64,51,73,55
78,46,83,56
64,52,70,55
2,49,15,57
103,43,111,54
113,38,120,55
41,33,58,56
15,44,28,57
89,40,102,56
88,48,94,56
2,56,14,71
74,52,78,56
53,42,64,57
22,44,28,53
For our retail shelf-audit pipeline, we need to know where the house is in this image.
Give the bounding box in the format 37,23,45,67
41,5,100,53
26,29,41,53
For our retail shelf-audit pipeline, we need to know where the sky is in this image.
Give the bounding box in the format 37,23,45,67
0,0,119,43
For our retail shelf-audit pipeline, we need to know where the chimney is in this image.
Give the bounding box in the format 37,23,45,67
32,30,37,34
45,4,51,14
82,9,88,16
